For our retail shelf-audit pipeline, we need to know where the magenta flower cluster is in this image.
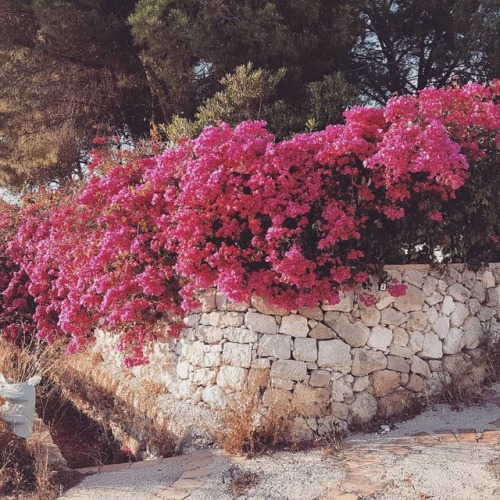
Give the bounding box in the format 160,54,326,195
0,82,498,366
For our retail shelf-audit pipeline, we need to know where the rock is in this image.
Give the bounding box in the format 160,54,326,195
352,376,370,392
406,374,425,392
477,306,496,321
195,326,224,344
257,334,291,359
309,370,331,388
245,312,278,334
394,285,426,313
389,345,412,358
367,326,393,351
447,283,471,303
323,311,340,328
432,317,450,339
406,311,429,331
202,385,226,408
450,303,469,328
331,376,354,402
262,388,292,411
378,389,415,418
309,323,336,339
409,331,424,353
411,356,431,378
463,316,483,349
471,281,486,302
420,333,443,359
293,338,318,362
292,384,330,417
298,306,324,320
370,370,400,397
381,308,406,326
279,314,309,337
443,328,466,355
330,402,349,421
423,276,438,296
192,368,217,385
224,327,258,344
441,296,456,316
251,358,271,369
393,327,409,346
403,269,425,288
217,366,248,391
360,307,381,327
349,392,378,424
222,342,252,368
186,341,206,366
270,360,307,381
387,355,410,373
317,339,352,373
425,291,444,306
184,314,201,327
204,351,222,368
487,286,500,307
209,311,244,328
333,316,370,347
482,270,496,288
197,289,217,312
251,296,289,316
271,378,293,390
247,368,270,390
351,349,387,376
321,292,354,312
176,361,191,380
376,294,396,310
468,298,481,315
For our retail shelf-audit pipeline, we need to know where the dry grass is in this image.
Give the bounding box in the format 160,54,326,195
227,466,260,497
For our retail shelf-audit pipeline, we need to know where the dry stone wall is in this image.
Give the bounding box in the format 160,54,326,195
94,264,500,440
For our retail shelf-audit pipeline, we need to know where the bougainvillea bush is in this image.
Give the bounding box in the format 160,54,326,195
0,82,498,365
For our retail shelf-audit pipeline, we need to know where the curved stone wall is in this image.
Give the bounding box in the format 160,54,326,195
93,264,500,440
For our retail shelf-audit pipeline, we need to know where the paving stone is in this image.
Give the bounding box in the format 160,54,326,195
478,430,500,444
156,488,190,499
456,429,479,443
180,468,212,479
433,429,459,443
324,488,359,499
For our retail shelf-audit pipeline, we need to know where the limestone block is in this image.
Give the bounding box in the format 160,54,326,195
330,402,349,420
486,287,499,307
409,331,424,353
437,279,448,294
279,314,309,337
406,311,429,331
406,374,425,392
443,266,462,286
292,384,330,417
425,291,444,306
209,311,245,328
463,316,483,349
224,327,258,343
360,307,381,327
450,303,469,328
216,293,249,312
251,358,271,369
420,333,443,359
184,314,201,328
462,270,477,289
195,326,224,344
376,293,396,310
367,326,393,351
349,391,377,424
186,341,207,366
197,289,217,312
392,327,409,346
381,307,406,326
247,368,270,390
309,323,336,339
403,269,425,288
477,306,496,321
443,328,466,355
309,370,331,388
317,339,352,373
432,317,450,339
245,312,278,334
428,360,443,372
370,370,400,397
389,345,412,358
323,311,340,328
378,389,415,418
216,366,248,391
222,342,252,368
422,276,438,296
321,292,354,312
411,356,431,378
332,315,370,347
257,334,291,359
251,296,289,316
447,283,471,303
331,376,354,402
204,351,222,368
352,376,370,392
471,281,486,303
192,368,216,385
270,360,307,381
441,296,456,316
298,306,324,320
201,385,226,409
293,338,318,362
262,388,292,411
271,378,294,390
394,285,426,313
400,373,409,385
387,355,410,373
176,361,191,380
351,349,387,376
481,269,495,288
